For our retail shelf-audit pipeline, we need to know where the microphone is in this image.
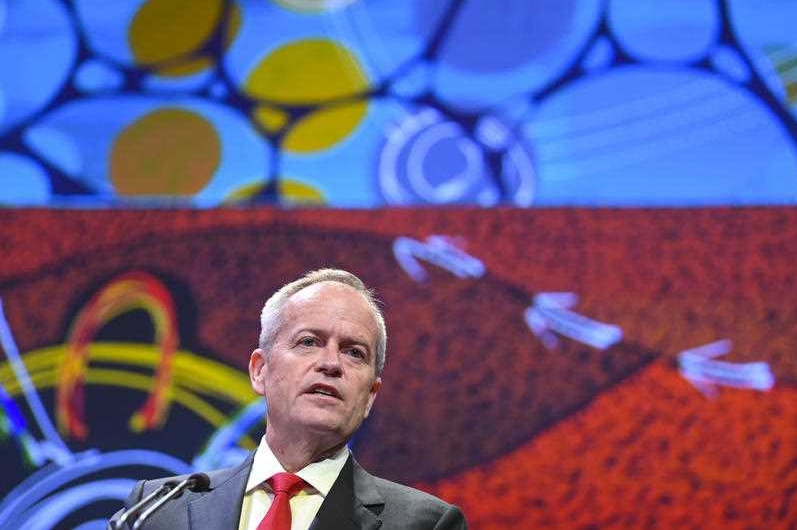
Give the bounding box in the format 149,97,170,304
110,480,177,530
130,473,211,530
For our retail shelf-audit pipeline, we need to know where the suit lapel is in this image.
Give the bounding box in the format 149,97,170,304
310,455,383,530
187,452,254,530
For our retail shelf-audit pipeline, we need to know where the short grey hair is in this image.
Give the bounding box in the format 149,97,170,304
258,269,387,376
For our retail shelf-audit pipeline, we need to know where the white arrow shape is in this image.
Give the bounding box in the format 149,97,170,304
678,340,775,398
393,235,485,282
524,292,623,350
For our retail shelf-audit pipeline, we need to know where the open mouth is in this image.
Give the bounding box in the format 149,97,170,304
306,384,342,400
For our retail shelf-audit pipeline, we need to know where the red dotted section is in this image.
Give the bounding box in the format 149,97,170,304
0,208,795,525
0,225,654,483
424,361,797,529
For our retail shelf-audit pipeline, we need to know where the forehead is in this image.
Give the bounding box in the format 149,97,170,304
280,281,378,339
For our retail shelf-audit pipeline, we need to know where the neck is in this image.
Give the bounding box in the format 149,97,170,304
265,428,346,472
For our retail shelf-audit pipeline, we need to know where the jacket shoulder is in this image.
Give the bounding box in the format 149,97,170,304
368,475,467,529
109,453,254,529
371,476,450,507
136,465,238,496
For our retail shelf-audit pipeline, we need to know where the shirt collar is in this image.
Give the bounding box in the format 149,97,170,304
245,436,349,497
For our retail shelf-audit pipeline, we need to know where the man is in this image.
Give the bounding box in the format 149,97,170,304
110,268,467,529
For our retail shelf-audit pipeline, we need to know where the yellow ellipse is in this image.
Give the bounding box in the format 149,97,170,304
281,101,367,152
244,39,369,104
129,0,223,66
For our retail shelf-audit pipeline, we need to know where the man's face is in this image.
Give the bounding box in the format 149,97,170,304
249,281,382,447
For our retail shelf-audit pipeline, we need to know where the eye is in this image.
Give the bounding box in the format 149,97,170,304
345,347,367,360
297,336,318,347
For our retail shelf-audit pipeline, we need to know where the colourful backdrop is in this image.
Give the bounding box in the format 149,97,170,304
1,1,797,529
1,0,797,207
0,209,795,528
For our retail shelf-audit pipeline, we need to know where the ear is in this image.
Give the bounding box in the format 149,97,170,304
363,377,382,418
249,348,267,396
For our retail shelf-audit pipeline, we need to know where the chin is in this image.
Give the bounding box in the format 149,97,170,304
307,422,362,444
297,413,348,434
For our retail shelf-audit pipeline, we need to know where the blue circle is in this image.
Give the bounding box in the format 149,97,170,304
609,0,719,63
0,152,51,205
525,66,797,205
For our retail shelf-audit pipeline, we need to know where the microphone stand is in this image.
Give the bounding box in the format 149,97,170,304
131,473,210,530
110,481,176,530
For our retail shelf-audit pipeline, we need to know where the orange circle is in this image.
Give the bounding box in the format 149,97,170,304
110,108,221,196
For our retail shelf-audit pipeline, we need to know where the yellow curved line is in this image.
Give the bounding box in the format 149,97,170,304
1,343,253,402
1,367,226,425
0,343,259,448
92,343,252,400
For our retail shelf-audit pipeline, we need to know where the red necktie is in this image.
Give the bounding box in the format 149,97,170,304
257,472,307,530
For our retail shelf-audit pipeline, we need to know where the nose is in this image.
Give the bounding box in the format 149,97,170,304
315,343,343,376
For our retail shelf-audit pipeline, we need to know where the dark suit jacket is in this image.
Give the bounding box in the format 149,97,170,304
109,452,467,529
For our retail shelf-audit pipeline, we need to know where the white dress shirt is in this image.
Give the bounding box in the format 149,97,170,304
237,436,349,530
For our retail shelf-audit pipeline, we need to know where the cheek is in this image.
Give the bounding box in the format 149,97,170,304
264,371,294,400
360,384,378,413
